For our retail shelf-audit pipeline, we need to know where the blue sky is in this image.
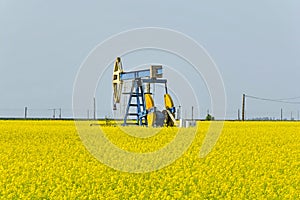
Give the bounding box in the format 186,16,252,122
0,1,299,119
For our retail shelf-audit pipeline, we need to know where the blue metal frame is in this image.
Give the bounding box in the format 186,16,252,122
120,68,163,81
123,80,147,126
122,78,167,126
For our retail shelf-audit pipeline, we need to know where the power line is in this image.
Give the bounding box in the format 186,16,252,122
274,96,300,101
245,95,300,104
241,94,300,121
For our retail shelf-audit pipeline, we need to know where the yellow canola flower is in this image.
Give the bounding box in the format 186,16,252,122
0,120,299,199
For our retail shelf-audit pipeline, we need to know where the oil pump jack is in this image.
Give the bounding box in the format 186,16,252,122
112,57,176,127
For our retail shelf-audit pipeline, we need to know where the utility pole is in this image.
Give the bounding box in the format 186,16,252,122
24,107,28,119
177,106,181,120
53,109,56,119
93,97,96,120
59,108,62,119
191,106,194,120
281,108,283,121
242,94,246,121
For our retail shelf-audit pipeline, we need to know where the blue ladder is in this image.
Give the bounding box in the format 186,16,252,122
123,79,147,126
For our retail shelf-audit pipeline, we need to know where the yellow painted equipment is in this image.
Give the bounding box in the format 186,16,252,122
145,94,155,110
164,94,174,109
145,94,155,127
164,94,176,127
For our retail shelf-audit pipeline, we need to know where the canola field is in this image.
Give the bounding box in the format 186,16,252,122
0,120,299,199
